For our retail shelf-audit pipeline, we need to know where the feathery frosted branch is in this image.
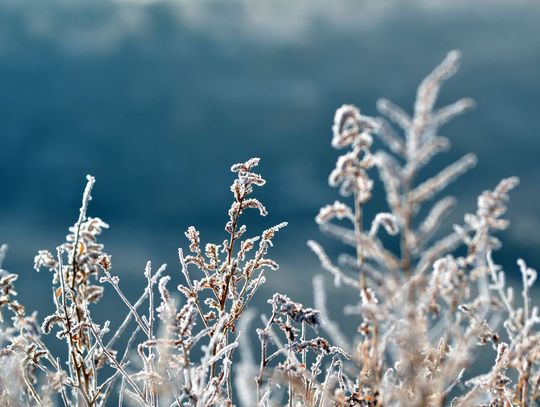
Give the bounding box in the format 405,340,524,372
410,153,477,205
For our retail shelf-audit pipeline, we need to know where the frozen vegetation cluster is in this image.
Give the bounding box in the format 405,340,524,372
1,51,539,406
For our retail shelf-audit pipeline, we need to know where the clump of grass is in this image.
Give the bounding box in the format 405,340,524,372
1,51,539,406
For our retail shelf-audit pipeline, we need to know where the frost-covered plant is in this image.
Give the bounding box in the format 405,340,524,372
1,50,539,407
1,158,286,407
249,293,349,406
307,50,540,406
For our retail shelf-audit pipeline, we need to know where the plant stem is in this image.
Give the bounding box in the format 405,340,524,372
353,191,366,289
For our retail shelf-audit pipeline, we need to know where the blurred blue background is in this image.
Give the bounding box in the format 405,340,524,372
0,0,539,325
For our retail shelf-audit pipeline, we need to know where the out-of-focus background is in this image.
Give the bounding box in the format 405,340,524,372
1,0,539,326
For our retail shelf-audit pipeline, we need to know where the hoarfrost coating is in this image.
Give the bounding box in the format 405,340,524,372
1,51,539,406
